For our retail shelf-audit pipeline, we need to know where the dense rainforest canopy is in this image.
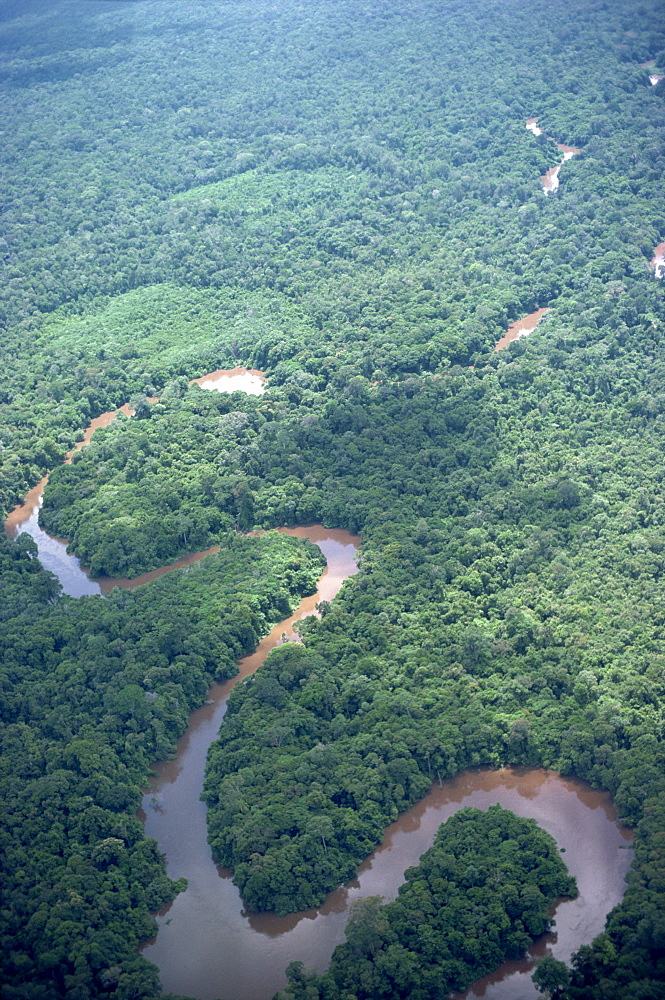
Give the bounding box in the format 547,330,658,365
1,0,665,999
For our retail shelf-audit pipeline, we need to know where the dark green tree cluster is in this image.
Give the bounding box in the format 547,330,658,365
275,806,576,1000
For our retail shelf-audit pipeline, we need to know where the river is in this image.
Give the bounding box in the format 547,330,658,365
138,531,631,1000
5,369,632,1000
495,307,551,350
190,366,266,394
525,119,581,193
541,144,581,194
3,368,266,597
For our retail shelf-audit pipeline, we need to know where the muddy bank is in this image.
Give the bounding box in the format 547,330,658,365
495,307,551,350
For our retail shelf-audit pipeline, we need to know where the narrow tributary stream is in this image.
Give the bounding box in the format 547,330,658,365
525,118,581,193
494,307,551,350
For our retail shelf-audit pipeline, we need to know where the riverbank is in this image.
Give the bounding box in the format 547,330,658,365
3,369,266,597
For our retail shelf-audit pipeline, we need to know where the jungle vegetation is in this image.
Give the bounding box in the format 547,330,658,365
1,0,665,998
274,805,577,1000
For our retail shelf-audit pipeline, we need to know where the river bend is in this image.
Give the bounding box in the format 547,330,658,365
137,539,631,1000
4,370,632,1000
3,369,266,596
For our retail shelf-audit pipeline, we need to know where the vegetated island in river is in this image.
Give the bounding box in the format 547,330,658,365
275,805,577,1000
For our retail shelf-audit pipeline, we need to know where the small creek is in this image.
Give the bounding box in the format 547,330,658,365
191,366,266,394
638,61,664,85
525,119,581,193
542,144,581,194
651,241,665,278
495,307,551,350
3,369,266,596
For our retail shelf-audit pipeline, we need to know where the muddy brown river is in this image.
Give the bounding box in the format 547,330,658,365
525,119,581,193
495,307,551,350
651,241,665,278
191,366,266,394
5,371,632,1000
541,144,581,194
138,530,632,1000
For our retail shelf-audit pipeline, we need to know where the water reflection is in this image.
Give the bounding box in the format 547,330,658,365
495,308,551,350
525,118,580,193
191,366,266,395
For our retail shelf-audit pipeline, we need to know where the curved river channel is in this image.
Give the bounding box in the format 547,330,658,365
140,534,632,1000
525,118,581,193
4,370,633,1000
3,368,266,596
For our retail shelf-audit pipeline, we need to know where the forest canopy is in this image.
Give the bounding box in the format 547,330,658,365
275,805,577,1000
1,0,665,998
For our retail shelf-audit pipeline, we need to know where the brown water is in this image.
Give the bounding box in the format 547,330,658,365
638,60,664,84
541,144,581,194
3,405,135,597
191,366,266,394
139,526,363,997
495,307,551,350
3,371,265,597
651,241,665,278
141,752,632,1000
6,369,632,999
525,119,580,193
137,530,631,1000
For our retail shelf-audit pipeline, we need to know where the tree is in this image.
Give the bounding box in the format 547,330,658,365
344,896,389,960
532,956,571,999
307,815,335,854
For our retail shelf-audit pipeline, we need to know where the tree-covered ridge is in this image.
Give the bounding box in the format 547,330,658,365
275,805,577,1000
0,532,325,1000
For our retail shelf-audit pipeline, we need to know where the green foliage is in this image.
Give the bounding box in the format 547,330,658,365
1,0,665,997
275,806,576,1000
533,956,572,999
0,533,324,998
